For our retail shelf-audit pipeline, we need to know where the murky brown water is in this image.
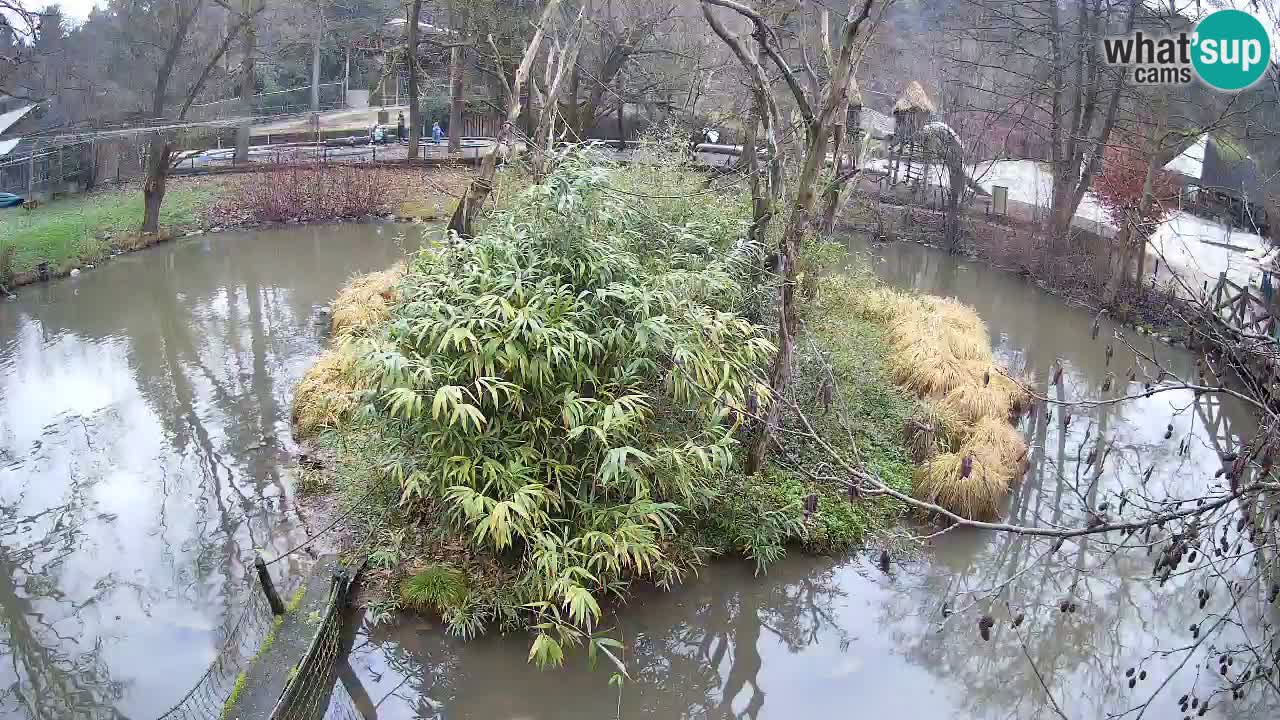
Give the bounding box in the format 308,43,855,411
3,226,1275,720
0,223,416,719
346,237,1279,719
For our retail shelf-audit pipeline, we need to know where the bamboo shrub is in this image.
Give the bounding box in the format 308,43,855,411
356,150,773,663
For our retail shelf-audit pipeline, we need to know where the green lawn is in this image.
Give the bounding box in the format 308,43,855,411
0,181,219,279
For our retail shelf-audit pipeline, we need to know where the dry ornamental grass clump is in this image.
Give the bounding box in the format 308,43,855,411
848,283,1031,520
292,264,404,435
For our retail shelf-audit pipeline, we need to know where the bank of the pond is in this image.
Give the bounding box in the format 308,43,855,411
0,178,223,288
289,154,1029,660
838,202,1191,343
0,166,467,292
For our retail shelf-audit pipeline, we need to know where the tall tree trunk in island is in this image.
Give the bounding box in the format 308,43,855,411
819,119,844,233
698,0,874,475
531,37,580,181
742,98,763,247
406,0,422,159
234,0,256,163
142,136,172,234
447,0,565,236
310,7,322,112
448,44,464,153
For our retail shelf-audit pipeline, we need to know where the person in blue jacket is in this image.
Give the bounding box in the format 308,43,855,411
432,121,444,144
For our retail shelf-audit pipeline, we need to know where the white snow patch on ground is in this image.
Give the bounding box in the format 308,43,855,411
1149,212,1267,294
871,156,1267,295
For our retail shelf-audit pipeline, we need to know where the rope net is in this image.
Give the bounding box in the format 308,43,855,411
154,586,275,720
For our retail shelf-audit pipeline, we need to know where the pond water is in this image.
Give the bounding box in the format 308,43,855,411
0,223,417,719
3,225,1275,720
345,237,1279,719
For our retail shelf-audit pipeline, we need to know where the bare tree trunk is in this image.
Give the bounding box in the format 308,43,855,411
742,95,764,248
406,0,422,160
142,136,172,234
1103,82,1168,308
1046,0,1135,247
310,7,322,112
615,74,625,150
447,0,566,237
563,65,581,140
819,120,844,233
701,0,874,475
532,38,581,181
448,44,464,153
234,0,255,163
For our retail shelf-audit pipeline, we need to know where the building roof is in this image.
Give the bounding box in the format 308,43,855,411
1163,133,1207,178
0,104,36,137
384,18,453,35
1201,135,1264,202
860,108,895,138
893,81,935,114
0,138,19,157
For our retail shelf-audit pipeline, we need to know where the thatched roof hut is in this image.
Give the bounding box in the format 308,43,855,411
846,76,864,138
893,81,935,114
892,81,934,142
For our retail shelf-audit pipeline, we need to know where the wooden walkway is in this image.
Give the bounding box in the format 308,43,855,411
223,555,369,720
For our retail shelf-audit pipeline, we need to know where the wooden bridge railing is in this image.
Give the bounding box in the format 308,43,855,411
1209,272,1279,340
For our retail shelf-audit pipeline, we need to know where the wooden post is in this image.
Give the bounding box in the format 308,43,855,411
28,140,37,198
255,553,286,615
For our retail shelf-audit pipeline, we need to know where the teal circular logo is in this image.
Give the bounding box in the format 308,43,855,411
1192,9,1271,91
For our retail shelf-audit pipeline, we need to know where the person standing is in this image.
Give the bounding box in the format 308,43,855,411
432,121,444,144
397,112,405,142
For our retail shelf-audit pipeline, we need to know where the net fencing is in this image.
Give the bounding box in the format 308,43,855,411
268,567,359,720
154,586,276,720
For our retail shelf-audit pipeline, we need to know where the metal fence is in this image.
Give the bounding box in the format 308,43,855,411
0,140,96,197
153,586,276,720
190,83,347,121
268,568,357,720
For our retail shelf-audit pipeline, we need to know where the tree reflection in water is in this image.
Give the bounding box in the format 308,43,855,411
349,557,857,720
0,225,417,718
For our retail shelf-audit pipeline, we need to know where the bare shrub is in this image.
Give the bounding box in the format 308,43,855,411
218,165,394,223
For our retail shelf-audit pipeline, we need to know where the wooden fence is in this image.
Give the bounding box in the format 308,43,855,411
1209,273,1279,341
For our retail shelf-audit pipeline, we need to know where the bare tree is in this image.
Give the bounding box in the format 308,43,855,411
0,1,43,100
124,0,265,233
559,0,681,141
699,0,876,474
446,0,571,237
946,0,1136,245
234,0,258,163
530,31,583,180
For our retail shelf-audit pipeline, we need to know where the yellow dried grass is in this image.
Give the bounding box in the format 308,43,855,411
293,264,404,435
937,379,1014,425
292,345,365,436
914,452,1009,521
845,284,1030,520
962,416,1027,466
331,263,405,339
965,361,1033,415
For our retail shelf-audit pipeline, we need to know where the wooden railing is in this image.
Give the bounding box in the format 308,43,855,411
1209,273,1277,340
